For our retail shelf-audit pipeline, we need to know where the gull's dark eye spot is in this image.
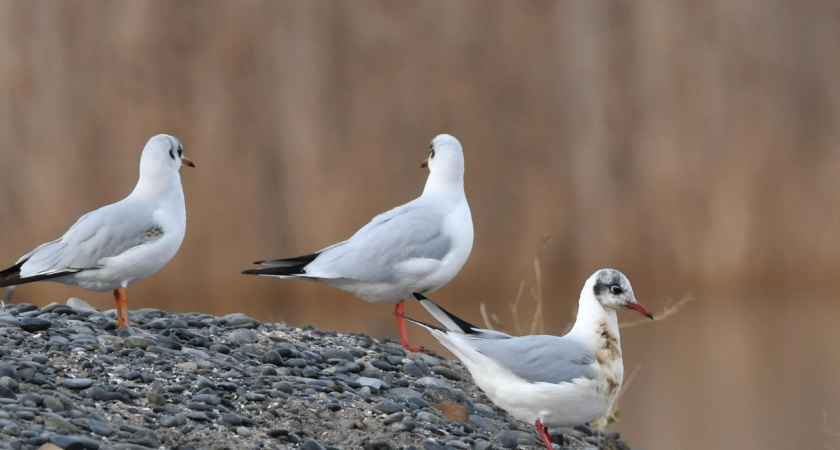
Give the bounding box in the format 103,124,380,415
429,147,436,158
610,285,622,295
169,149,175,159
178,147,183,157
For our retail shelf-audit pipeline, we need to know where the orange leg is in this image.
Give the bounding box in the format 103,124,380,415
394,300,423,352
536,419,553,450
113,287,130,327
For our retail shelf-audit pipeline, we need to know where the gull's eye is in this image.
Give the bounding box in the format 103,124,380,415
610,285,622,295
178,147,183,157
429,147,436,159
169,149,175,159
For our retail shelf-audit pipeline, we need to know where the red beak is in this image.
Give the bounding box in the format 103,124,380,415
627,302,654,320
421,158,428,168
182,157,195,168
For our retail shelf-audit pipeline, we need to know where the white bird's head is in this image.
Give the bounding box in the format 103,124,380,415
421,134,465,192
139,134,194,180
588,268,653,319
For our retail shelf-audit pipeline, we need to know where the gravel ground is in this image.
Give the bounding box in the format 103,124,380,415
0,298,634,450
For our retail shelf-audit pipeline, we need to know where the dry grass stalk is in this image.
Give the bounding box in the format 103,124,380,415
481,236,551,334
509,280,526,335
529,256,544,335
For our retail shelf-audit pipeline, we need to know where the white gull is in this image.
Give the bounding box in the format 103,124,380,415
0,134,194,327
244,134,473,351
406,268,652,449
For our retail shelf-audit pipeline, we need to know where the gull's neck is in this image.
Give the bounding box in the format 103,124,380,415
422,169,465,198
129,168,185,214
568,290,621,350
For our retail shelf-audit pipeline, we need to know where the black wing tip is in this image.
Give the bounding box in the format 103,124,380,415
412,292,480,334
241,267,293,276
0,261,25,288
245,252,320,276
0,266,79,288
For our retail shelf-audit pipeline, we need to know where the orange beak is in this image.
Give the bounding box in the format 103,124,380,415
182,157,195,168
627,302,654,320
421,158,429,168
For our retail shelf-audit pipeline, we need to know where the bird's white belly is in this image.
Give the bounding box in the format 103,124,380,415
479,376,617,428
58,230,184,292
324,233,471,304
449,339,623,429
323,261,442,304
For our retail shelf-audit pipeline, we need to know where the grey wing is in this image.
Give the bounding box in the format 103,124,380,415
306,199,452,281
19,201,162,276
469,334,598,384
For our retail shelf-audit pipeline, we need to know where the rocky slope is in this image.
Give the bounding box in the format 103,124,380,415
0,298,632,450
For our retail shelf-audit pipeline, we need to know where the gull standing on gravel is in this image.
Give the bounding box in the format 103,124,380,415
405,269,653,450
0,134,194,327
243,134,473,351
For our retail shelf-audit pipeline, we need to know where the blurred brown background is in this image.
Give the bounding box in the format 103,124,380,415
1,1,839,449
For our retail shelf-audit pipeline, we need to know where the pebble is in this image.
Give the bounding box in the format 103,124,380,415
422,441,446,450
43,396,65,412
227,328,260,345
45,415,78,432
61,378,94,390
130,429,162,447
0,385,15,399
67,298,98,312
356,377,387,390
19,317,52,332
124,336,156,349
323,348,355,361
0,363,16,379
160,415,187,427
364,438,396,450
222,314,261,329
495,430,519,449
473,440,494,450
261,350,284,366
430,366,462,381
88,418,116,436
209,343,231,354
49,336,70,347
374,403,404,415
302,439,327,450
181,347,210,359
50,434,102,449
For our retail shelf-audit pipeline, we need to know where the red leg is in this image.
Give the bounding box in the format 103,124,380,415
113,287,130,327
121,287,130,327
536,419,554,450
395,300,423,352
113,289,124,327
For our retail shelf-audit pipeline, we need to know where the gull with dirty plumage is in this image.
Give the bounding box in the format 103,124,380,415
405,269,652,450
243,134,473,351
0,134,194,327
